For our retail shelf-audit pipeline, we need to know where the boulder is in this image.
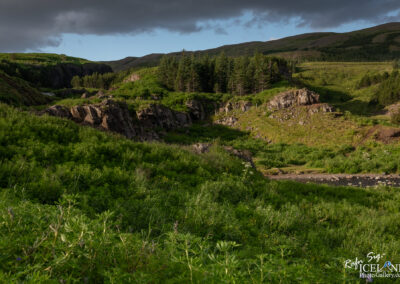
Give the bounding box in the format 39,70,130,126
192,143,212,154
43,105,71,118
215,116,238,127
219,101,252,114
308,103,335,114
136,104,192,130
267,89,320,110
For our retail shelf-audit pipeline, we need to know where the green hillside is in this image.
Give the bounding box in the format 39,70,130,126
3,28,400,282
2,103,400,282
0,71,49,106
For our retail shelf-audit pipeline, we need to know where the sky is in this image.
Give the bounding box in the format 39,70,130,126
1,0,400,61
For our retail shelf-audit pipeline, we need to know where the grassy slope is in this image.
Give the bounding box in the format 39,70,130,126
0,71,49,106
296,61,393,117
162,61,400,174
1,103,400,282
0,53,90,66
51,63,400,174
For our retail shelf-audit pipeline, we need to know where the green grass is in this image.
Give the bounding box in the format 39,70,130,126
0,71,49,106
296,61,393,117
166,122,400,174
2,103,400,282
0,53,90,66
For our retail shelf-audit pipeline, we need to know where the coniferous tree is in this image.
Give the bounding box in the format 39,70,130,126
214,52,228,93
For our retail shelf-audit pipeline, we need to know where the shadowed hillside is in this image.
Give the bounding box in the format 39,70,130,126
105,22,400,71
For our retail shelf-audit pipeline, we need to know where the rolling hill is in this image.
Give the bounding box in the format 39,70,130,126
105,22,400,71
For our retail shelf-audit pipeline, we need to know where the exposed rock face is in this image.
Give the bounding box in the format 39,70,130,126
215,101,252,127
123,73,140,83
186,100,206,120
214,116,238,127
267,89,320,110
219,101,253,114
46,63,112,89
43,100,194,141
68,100,140,139
307,103,335,114
136,104,192,130
100,100,140,139
44,105,71,118
192,143,212,154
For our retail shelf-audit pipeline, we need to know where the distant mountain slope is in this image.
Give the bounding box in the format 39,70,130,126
105,22,400,71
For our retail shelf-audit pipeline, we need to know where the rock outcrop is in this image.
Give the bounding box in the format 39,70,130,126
219,101,253,114
186,100,206,120
136,104,192,130
42,100,195,141
267,89,320,110
123,73,140,83
214,101,252,127
44,100,140,139
42,63,113,89
43,105,72,119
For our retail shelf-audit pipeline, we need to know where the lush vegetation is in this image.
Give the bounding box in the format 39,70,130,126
158,53,291,95
166,123,400,174
0,53,89,66
373,71,400,106
3,48,400,282
0,71,49,106
0,54,111,89
71,69,134,90
2,103,400,282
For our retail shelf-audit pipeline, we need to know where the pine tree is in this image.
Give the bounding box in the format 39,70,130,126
214,52,228,93
71,75,82,88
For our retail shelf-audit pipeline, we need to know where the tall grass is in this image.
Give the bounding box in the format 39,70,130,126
1,104,400,282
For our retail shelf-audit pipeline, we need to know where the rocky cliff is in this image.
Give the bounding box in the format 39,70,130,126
0,61,112,89
40,63,113,89
42,99,199,141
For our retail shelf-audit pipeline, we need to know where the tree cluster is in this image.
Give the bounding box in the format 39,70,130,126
373,71,400,106
71,72,116,89
158,53,291,95
356,72,389,89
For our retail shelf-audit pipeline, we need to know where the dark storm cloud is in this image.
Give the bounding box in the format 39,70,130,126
1,0,400,51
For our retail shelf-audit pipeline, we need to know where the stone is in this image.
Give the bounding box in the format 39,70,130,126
267,88,320,110
43,105,71,118
186,100,206,120
192,143,211,154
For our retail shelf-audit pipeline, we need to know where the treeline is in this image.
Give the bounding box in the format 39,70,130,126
356,72,389,89
71,69,131,89
71,72,116,89
158,53,291,95
373,71,400,106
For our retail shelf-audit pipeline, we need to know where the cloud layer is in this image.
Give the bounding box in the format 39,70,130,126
1,0,399,51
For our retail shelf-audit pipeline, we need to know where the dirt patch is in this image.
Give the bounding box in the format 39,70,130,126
267,173,400,188
359,125,400,144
